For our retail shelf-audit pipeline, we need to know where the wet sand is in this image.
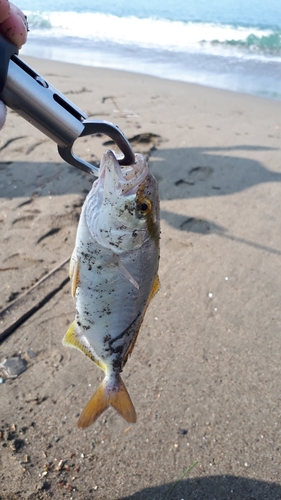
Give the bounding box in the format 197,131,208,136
1,57,281,499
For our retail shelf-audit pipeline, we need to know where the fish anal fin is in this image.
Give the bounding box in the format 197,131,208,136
77,375,136,429
63,321,105,370
63,321,76,347
71,260,80,297
63,321,93,359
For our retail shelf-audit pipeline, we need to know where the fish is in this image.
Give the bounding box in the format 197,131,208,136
63,149,160,428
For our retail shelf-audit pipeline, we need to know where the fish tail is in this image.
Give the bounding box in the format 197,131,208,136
110,375,137,423
77,374,136,429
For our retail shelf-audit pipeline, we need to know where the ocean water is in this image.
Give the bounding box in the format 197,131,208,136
18,0,281,100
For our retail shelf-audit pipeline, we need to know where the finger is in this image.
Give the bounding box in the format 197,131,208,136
9,2,27,25
0,3,28,48
0,0,10,24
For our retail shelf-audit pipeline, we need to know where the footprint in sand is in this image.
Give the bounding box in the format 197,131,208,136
174,166,214,188
37,228,61,244
3,253,43,268
17,199,34,208
12,215,36,228
180,217,212,234
188,166,214,182
103,132,164,159
0,136,27,153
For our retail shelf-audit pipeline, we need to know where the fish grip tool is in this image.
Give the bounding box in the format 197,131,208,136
0,34,135,176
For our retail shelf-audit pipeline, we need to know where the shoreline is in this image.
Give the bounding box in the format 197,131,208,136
21,54,281,105
20,39,281,103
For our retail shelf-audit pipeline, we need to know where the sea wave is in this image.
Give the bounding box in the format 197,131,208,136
211,32,281,53
26,12,52,29
26,11,281,57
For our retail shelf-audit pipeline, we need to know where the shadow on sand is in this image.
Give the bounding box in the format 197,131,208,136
150,144,281,201
0,143,280,199
1,144,281,254
121,475,281,500
151,143,281,257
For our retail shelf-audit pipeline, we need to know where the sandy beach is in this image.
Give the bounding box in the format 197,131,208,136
1,57,281,499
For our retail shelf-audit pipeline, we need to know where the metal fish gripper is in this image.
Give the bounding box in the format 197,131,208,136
0,34,135,176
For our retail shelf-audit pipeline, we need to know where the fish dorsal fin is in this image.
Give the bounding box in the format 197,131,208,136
71,259,80,297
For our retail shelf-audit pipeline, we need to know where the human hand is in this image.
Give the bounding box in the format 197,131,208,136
0,0,28,48
0,1,28,129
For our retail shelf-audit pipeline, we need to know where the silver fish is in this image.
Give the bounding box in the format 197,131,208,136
64,150,160,428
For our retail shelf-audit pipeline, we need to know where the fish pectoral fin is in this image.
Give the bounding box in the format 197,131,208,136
77,375,136,429
118,257,139,290
71,259,80,297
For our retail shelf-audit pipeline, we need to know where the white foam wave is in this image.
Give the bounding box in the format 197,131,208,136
26,11,273,53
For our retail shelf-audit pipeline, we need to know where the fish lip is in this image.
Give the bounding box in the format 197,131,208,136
99,150,122,180
100,149,148,195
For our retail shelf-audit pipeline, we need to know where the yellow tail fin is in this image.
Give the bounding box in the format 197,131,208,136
77,375,136,429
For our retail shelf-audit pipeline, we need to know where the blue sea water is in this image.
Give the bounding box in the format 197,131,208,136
18,0,281,100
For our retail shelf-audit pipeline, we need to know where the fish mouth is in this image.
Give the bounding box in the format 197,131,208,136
99,150,148,196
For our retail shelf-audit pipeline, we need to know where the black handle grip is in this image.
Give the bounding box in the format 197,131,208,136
0,34,18,93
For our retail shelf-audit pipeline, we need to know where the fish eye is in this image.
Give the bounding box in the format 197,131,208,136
137,199,151,215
